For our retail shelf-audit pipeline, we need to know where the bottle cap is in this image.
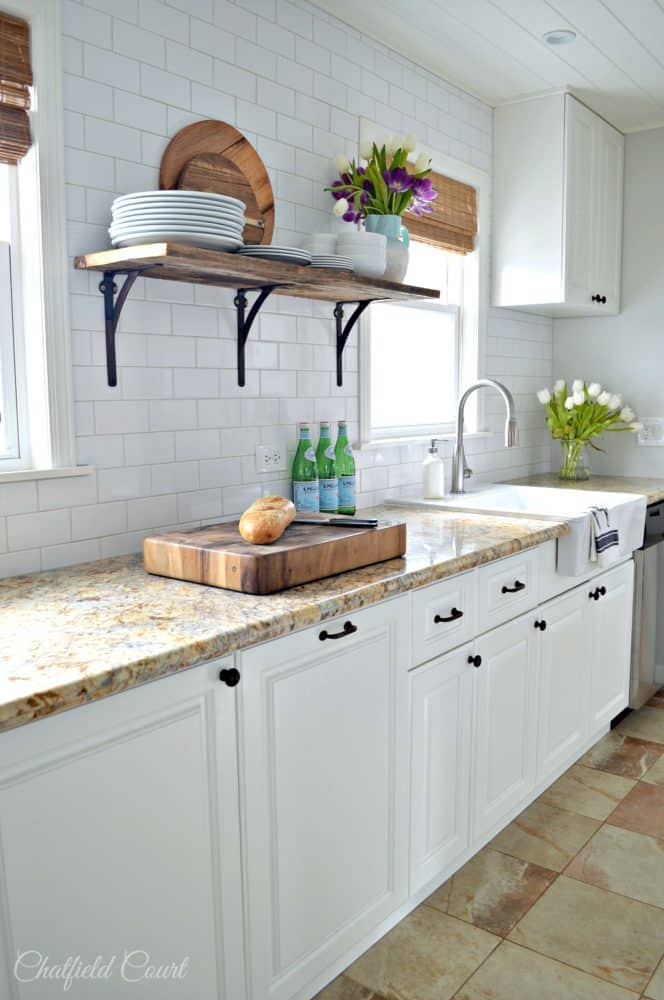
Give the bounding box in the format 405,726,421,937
428,438,438,454
299,422,310,430
338,419,347,428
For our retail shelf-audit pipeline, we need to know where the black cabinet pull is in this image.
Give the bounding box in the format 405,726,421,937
219,667,240,687
589,587,600,601
591,293,607,304
534,619,547,631
501,580,525,594
434,607,463,624
467,654,482,668
599,585,606,596
319,620,358,641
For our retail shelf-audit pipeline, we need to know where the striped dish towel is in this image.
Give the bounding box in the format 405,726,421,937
589,506,620,562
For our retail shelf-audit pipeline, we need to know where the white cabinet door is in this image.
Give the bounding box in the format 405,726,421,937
473,614,539,840
564,95,597,308
593,116,624,311
588,560,634,732
0,659,244,1000
238,598,411,1000
536,586,590,781
410,644,474,894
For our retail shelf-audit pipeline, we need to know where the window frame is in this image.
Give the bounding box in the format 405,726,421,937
358,119,490,449
0,0,75,477
361,296,461,442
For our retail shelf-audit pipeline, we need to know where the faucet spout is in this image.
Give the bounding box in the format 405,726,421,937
451,379,517,494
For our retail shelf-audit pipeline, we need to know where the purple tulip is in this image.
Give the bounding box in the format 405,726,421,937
412,176,437,201
383,167,413,193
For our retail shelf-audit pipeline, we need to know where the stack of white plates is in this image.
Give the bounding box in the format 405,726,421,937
336,231,387,278
237,245,312,266
299,233,337,255
109,190,246,250
311,254,353,270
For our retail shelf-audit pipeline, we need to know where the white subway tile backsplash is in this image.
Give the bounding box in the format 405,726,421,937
0,0,552,578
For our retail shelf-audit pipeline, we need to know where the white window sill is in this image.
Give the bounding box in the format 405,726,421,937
358,431,494,451
0,465,93,484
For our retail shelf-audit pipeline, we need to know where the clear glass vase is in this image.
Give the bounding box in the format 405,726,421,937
559,439,590,480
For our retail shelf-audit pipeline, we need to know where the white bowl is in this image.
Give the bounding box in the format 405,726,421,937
300,234,337,254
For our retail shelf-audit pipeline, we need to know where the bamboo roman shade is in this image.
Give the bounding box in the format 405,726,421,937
0,11,32,165
407,167,477,254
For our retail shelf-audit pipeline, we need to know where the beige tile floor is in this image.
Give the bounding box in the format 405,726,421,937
316,691,664,1000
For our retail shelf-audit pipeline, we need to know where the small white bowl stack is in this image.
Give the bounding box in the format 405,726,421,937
299,233,353,271
109,190,246,251
336,231,387,278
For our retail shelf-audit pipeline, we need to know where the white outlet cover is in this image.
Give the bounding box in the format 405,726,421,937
637,417,664,446
255,444,287,473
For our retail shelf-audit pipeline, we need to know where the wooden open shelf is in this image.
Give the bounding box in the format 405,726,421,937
74,242,440,387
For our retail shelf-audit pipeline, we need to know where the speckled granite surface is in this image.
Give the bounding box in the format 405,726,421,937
509,474,664,504
0,506,567,734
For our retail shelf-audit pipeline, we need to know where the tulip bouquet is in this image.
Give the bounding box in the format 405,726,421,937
325,133,437,223
536,379,642,479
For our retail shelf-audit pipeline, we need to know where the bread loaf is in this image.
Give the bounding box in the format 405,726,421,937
239,495,296,545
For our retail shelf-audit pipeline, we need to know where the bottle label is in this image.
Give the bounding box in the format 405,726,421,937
293,481,320,513
320,478,339,512
344,444,353,457
304,446,316,462
324,445,335,460
338,475,355,509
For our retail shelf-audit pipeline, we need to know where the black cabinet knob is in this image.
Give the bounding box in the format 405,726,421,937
589,588,600,601
467,654,482,668
219,667,241,687
599,585,606,596
534,619,547,631
434,607,464,624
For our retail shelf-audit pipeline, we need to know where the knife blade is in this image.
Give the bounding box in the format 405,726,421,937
292,517,379,528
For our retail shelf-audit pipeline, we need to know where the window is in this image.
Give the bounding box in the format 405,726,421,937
0,163,22,459
358,125,489,448
0,0,75,477
365,241,462,440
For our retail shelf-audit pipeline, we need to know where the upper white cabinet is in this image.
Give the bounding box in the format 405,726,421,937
237,598,411,1000
493,92,624,317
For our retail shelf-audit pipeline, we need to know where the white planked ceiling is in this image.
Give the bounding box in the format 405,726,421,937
317,0,664,132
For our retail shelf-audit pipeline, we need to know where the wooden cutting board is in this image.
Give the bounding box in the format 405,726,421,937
159,119,275,245
143,519,407,595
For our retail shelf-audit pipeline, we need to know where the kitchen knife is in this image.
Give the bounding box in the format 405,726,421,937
292,517,379,528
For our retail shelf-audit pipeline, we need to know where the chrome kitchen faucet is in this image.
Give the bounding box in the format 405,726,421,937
451,379,518,494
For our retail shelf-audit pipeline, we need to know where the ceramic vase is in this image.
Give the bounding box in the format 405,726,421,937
364,214,410,282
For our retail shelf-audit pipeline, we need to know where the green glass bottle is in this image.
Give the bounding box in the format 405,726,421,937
335,420,356,515
316,421,339,513
291,423,319,513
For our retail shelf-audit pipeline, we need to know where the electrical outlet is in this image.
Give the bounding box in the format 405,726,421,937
637,418,664,446
255,444,287,474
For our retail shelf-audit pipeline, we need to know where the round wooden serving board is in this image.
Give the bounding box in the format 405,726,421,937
159,119,274,245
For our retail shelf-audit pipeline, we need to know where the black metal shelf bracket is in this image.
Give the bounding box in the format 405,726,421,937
98,269,140,386
334,300,372,387
235,285,280,386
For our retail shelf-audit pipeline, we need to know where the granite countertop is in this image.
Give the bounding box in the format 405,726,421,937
510,473,664,504
0,505,567,734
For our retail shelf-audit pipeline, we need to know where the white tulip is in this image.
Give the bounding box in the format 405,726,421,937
414,151,430,173
537,388,551,404
333,153,350,174
587,382,602,398
572,379,584,393
403,132,417,153
554,379,566,394
631,422,644,432
359,140,373,160
385,134,400,156
620,406,635,422
333,197,349,218
597,391,611,406
564,396,575,410
609,394,622,410
573,390,585,406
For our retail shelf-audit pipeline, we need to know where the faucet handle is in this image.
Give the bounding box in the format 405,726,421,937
464,465,473,479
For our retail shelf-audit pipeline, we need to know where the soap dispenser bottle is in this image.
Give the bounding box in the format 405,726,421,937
422,439,446,499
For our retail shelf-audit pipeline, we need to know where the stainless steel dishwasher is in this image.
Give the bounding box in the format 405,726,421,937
630,500,664,708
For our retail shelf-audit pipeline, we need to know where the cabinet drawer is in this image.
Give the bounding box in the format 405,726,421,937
477,548,539,633
412,571,477,665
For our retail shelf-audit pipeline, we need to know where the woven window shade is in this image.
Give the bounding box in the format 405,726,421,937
0,11,32,165
406,168,477,255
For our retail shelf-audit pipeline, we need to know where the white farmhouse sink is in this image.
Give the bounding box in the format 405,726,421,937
393,484,647,577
